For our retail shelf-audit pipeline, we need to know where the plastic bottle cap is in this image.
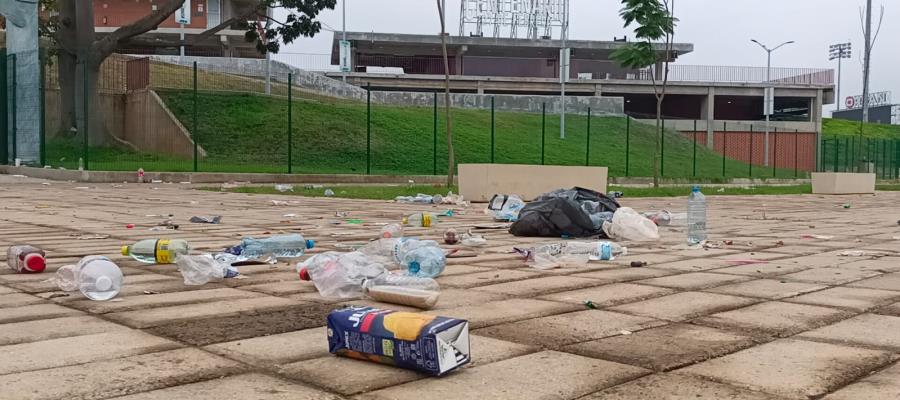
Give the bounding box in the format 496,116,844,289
121,246,130,256
408,261,421,274
94,276,113,292
23,253,46,273
298,268,311,281
306,239,315,249
692,186,701,192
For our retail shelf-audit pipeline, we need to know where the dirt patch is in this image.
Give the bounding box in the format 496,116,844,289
145,303,336,346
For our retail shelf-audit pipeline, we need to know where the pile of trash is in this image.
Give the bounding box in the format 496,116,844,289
509,187,620,238
395,191,468,206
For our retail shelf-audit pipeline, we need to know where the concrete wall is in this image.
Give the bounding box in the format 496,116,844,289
148,55,625,115
45,89,126,143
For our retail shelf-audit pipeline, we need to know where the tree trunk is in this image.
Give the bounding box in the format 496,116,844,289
74,55,107,147
436,0,454,187
57,52,77,135
654,99,662,188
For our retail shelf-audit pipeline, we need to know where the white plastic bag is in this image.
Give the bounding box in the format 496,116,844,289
603,207,660,242
486,194,526,221
176,254,230,285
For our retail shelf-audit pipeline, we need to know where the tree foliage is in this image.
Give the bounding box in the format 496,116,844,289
243,0,337,54
610,0,675,70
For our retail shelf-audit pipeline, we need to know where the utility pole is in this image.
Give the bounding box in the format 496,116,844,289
559,0,569,139
342,0,347,83
862,0,873,124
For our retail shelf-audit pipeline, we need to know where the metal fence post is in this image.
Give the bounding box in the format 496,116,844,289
834,137,840,172
692,120,697,177
541,102,546,165
722,121,727,177
749,125,754,177
287,73,293,173
10,54,17,163
490,96,495,164
433,91,437,175
660,118,665,177
81,52,88,170
843,137,850,173
882,139,888,178
772,127,778,177
0,50,6,165
192,61,198,172
39,50,46,167
366,83,371,175
794,129,799,178
585,108,591,166
625,117,631,177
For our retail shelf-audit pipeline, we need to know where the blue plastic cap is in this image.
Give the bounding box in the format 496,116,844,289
306,239,315,249
408,261,421,274
692,186,701,193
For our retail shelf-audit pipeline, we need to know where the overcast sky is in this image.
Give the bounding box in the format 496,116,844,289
274,0,898,115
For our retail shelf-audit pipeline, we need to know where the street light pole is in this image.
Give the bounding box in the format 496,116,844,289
342,0,347,83
559,0,569,139
752,39,794,167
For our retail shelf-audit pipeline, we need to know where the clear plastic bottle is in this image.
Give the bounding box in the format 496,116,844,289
6,245,46,273
122,239,190,264
240,234,314,260
402,212,438,227
564,241,628,261
56,256,123,301
359,238,446,277
363,274,441,309
687,186,708,245
380,223,403,239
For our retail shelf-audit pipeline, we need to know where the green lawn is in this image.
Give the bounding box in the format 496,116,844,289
823,118,900,139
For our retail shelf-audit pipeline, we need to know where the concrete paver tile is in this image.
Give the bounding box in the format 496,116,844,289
0,330,179,375
798,314,900,351
537,283,674,307
205,327,329,365
427,298,581,328
0,303,83,324
0,292,45,308
786,287,900,312
848,273,900,291
682,339,894,399
475,310,664,348
705,279,827,300
467,334,538,367
571,267,677,282
471,275,606,296
239,280,319,296
436,269,541,289
112,373,341,400
0,348,244,400
779,267,883,285
67,287,266,314
361,351,649,400
585,373,787,400
279,356,423,395
696,301,851,336
0,315,128,346
107,296,300,328
565,323,755,371
823,361,900,400
609,292,759,322
636,272,751,290
710,263,807,277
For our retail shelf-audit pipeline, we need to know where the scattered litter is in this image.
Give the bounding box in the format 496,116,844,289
838,250,867,257
55,256,123,301
619,330,633,336
403,212,438,227
324,189,335,197
148,226,178,231
842,203,851,209
41,182,50,186
603,207,660,242
274,184,294,192
283,213,298,218
137,168,145,183
630,261,648,268
335,211,349,218
11,174,26,178
125,224,135,229
723,240,734,245
517,241,627,270
189,215,222,224
486,194,526,222
150,180,163,184
7,245,46,273
123,239,190,264
304,184,325,189
460,230,487,247
346,219,364,224
70,233,110,240
893,236,900,240
725,259,769,266
585,300,598,309
444,228,459,245
175,254,239,285
142,290,160,295
610,191,624,198
801,234,834,240
327,307,469,375
716,188,725,193
47,293,70,299
511,188,620,238
473,224,511,230
270,200,289,206
75,186,90,190
380,223,403,239
395,193,443,204
774,241,785,246
221,182,241,190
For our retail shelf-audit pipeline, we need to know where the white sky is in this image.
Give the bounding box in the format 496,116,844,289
274,0,899,115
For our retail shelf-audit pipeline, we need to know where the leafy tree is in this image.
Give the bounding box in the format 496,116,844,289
611,0,676,187
40,0,335,142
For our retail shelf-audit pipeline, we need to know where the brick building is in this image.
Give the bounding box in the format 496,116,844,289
94,0,263,58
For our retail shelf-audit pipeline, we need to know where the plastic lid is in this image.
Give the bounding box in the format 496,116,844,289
298,268,311,281
121,246,130,256
408,261,421,275
23,253,46,273
306,239,315,249
692,186,701,192
94,276,113,292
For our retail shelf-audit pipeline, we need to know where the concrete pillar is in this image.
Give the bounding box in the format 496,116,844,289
476,81,484,94
455,45,467,75
701,87,716,148
594,84,602,97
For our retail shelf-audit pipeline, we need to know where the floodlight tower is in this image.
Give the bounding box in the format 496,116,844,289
828,43,851,111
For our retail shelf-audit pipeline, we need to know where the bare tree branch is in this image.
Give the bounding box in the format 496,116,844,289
119,8,262,49
93,0,186,58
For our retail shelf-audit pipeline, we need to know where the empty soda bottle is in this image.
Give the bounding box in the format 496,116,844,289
56,256,123,301
239,234,314,260
122,239,190,264
402,213,438,227
6,245,46,273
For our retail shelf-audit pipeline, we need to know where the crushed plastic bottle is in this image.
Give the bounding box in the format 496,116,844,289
324,189,335,197
6,245,46,273
394,193,441,204
517,241,627,269
687,186,708,245
358,238,446,278
274,184,294,192
380,223,403,239
402,212,438,227
297,251,440,309
122,239,190,264
240,234,314,261
175,254,239,285
56,256,123,301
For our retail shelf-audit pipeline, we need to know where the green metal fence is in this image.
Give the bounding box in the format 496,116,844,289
822,136,900,179
12,53,898,181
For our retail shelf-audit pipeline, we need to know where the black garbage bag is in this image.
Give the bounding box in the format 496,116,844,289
509,187,620,238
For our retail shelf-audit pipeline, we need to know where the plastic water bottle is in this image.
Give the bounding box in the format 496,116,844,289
397,245,446,278
564,241,628,261
6,245,46,273
122,239,190,264
298,251,440,309
380,223,403,239
240,234,314,259
402,213,438,227
56,256,123,301
687,186,708,245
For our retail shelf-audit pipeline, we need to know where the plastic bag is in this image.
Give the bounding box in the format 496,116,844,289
487,194,526,221
602,207,660,242
175,254,237,285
